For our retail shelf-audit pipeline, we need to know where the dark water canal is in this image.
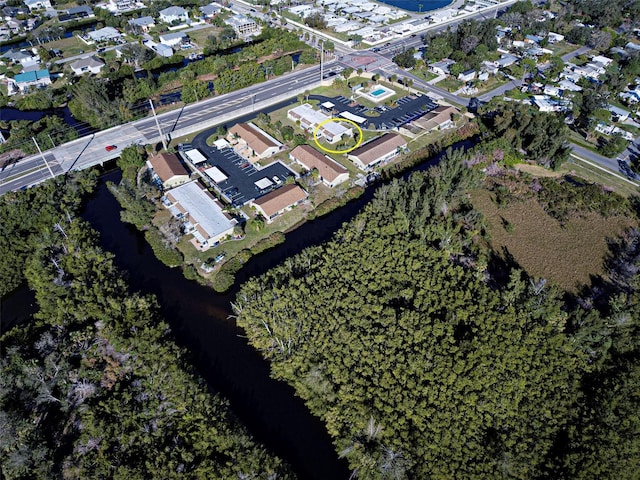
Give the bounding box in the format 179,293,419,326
0,138,471,478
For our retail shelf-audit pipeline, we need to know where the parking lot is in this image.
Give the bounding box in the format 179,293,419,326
316,94,438,129
180,143,295,207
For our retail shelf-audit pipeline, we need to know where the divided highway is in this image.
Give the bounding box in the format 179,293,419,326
0,62,342,195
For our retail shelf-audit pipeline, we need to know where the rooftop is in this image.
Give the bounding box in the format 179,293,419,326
253,183,307,218
166,181,235,241
229,123,280,155
349,133,406,166
149,152,189,183
290,145,348,183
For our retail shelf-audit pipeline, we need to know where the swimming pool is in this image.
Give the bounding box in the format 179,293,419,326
360,85,396,102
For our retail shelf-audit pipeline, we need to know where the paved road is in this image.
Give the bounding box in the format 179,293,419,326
561,45,591,63
0,62,342,195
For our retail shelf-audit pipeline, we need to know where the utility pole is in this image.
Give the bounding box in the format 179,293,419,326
47,133,55,149
320,39,324,83
32,137,55,179
149,99,168,151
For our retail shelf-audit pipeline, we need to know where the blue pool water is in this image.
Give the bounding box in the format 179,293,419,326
377,0,452,13
371,88,387,97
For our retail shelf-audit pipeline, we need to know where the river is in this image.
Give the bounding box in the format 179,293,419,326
0,139,471,478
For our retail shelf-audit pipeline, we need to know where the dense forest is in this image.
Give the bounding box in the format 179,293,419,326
0,176,293,479
235,149,640,479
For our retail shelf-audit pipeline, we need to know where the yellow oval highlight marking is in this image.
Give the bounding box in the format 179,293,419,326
313,117,363,154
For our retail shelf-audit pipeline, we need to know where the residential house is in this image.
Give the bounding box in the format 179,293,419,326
228,122,281,160
592,55,614,67
226,14,259,36
525,34,543,44
65,6,94,17
428,8,456,22
86,27,123,43
69,56,105,75
148,152,190,189
2,48,39,68
543,85,561,97
619,89,640,104
495,54,518,69
558,79,582,92
159,31,186,47
109,0,136,11
595,123,634,141
458,69,476,82
411,105,456,133
155,43,174,57
165,181,236,250
547,32,564,43
482,61,499,75
128,16,155,32
23,0,51,11
159,6,189,24
10,69,50,95
289,145,349,187
608,104,631,122
251,184,308,223
288,103,353,144
429,59,456,76
531,95,571,113
199,4,222,18
347,133,407,170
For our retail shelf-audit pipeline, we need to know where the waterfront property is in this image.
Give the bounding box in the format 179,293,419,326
9,69,51,95
228,123,282,161
288,104,353,144
226,14,259,36
410,105,457,133
164,181,236,251
148,152,190,189
69,56,105,76
289,145,349,188
347,133,407,170
251,184,308,223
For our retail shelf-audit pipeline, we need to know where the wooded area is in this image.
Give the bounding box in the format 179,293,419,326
235,149,640,479
0,177,293,479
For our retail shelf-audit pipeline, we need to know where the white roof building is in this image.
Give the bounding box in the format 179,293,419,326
159,6,189,23
165,181,236,250
86,27,123,43
287,103,352,144
69,56,105,75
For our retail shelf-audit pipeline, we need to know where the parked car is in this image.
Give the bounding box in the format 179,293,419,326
105,145,117,152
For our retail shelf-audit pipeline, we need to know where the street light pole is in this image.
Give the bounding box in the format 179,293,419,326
149,99,168,151
32,137,55,179
320,39,324,83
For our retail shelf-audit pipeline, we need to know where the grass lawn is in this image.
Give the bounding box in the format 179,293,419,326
43,36,90,58
438,77,464,92
463,75,508,97
617,123,640,136
561,157,640,198
185,25,219,49
410,70,438,83
568,130,600,152
472,187,635,292
406,120,465,152
549,41,583,57
179,198,310,273
504,88,530,100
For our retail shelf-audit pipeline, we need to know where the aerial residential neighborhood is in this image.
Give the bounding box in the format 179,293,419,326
2,0,640,479
1,0,639,264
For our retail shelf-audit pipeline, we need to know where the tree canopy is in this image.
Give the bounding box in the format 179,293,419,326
0,177,293,479
235,150,640,479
